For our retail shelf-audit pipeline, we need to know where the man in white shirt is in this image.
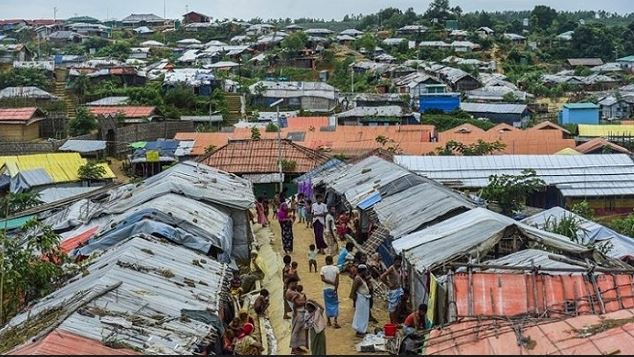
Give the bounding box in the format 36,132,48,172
320,255,341,328
311,194,328,254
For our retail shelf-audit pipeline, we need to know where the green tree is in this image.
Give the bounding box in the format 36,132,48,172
163,85,197,112
0,68,52,91
0,219,66,324
433,139,506,156
355,34,377,51
0,192,41,218
265,122,280,132
77,161,107,182
542,214,612,255
571,200,595,220
68,107,98,136
481,169,546,216
70,74,92,104
251,127,261,140
530,5,558,31
424,0,452,21
281,31,308,58
502,92,519,103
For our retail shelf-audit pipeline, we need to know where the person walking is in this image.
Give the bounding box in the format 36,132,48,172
282,255,293,320
324,206,338,256
278,202,295,255
255,197,269,227
320,255,341,328
297,193,306,224
350,265,372,337
311,194,328,254
304,300,328,355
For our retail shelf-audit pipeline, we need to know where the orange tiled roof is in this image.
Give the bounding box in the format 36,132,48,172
530,120,571,134
202,138,330,174
8,329,140,355
88,106,157,118
286,116,330,129
177,125,435,156
426,307,634,355
576,138,632,154
434,124,576,155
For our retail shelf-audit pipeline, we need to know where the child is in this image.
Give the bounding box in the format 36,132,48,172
289,261,300,282
305,199,313,228
308,244,318,273
296,284,306,302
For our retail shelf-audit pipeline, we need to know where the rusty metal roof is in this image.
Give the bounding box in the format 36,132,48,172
8,329,139,355
202,138,330,174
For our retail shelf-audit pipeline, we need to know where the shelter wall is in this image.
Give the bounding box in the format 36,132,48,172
567,196,634,216
0,122,41,141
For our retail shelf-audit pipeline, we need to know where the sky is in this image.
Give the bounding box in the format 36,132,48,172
1,0,633,21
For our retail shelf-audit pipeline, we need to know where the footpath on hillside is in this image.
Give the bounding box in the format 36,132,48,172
253,220,390,355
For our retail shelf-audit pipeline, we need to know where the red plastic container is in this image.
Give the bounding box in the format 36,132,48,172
384,323,397,337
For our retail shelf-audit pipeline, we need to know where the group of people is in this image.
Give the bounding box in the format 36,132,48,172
250,188,429,355
283,254,329,355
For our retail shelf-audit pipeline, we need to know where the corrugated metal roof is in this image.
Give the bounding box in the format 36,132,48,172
374,181,475,239
0,87,57,100
249,80,337,100
292,158,347,183
326,156,411,207
58,140,107,153
393,207,593,274
476,249,585,273
335,105,407,118
394,154,634,197
0,235,230,355
107,160,254,211
578,124,634,137
522,206,634,259
86,96,130,106
121,13,164,23
427,307,634,355
37,186,102,204
0,153,115,184
460,102,528,114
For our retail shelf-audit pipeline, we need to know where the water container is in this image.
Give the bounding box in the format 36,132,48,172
384,323,397,337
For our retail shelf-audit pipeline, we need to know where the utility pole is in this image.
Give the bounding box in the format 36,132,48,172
53,7,58,22
270,98,284,193
350,65,354,93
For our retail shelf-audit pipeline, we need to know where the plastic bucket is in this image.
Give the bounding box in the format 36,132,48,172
384,323,397,337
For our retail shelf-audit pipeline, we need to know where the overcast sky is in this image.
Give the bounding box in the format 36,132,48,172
1,0,633,21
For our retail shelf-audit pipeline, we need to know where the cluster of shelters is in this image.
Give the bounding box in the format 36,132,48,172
0,152,115,193
0,160,256,354
298,154,634,350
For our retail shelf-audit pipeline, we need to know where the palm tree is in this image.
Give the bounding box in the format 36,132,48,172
71,74,91,104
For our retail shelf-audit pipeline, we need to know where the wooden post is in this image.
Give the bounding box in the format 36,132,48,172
467,262,474,317
447,269,456,323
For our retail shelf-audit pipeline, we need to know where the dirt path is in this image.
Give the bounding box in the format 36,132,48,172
264,218,390,355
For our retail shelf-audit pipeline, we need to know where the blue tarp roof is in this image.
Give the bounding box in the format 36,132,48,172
357,191,382,210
